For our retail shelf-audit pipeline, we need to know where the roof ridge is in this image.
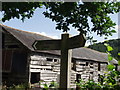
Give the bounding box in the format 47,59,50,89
0,24,53,39
84,47,116,61
84,47,107,55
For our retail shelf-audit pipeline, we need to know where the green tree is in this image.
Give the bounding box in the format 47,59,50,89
2,2,120,38
88,39,120,61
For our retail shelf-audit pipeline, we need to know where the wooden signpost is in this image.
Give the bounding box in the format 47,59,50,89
32,33,86,89
33,40,61,50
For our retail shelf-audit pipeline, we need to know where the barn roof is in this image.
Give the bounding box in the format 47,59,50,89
1,24,118,64
72,48,118,64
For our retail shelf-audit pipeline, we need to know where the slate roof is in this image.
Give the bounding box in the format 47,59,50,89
73,48,118,64
1,24,118,64
1,24,59,55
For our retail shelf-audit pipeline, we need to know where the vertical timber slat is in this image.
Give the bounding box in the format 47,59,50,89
60,34,72,89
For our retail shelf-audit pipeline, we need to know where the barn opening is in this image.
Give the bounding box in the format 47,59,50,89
30,72,40,84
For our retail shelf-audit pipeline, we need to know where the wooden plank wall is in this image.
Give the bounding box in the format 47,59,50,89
30,54,108,88
2,30,29,86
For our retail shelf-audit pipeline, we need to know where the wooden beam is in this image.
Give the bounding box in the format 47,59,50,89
60,34,72,89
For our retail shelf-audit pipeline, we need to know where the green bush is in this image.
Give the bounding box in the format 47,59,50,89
2,83,29,90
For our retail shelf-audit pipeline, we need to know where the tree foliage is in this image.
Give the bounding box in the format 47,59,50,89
2,2,42,21
88,39,120,61
2,2,120,38
43,2,119,35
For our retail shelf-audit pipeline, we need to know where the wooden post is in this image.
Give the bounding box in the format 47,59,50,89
60,33,72,89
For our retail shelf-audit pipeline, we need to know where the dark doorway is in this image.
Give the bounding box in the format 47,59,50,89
76,74,81,83
12,52,27,73
76,74,81,90
31,72,40,84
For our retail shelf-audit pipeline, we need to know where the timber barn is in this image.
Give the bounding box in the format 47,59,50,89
1,24,118,88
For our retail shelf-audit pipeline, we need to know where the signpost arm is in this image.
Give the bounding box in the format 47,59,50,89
60,34,72,89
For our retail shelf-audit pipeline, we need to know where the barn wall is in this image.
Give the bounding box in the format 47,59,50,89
30,53,60,86
29,53,108,88
2,31,30,86
75,60,107,82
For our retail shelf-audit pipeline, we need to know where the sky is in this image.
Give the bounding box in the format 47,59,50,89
1,6,120,46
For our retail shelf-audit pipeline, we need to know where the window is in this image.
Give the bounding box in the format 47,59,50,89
98,63,101,71
54,59,58,62
86,62,88,66
90,72,93,74
90,63,93,65
46,68,52,70
80,64,85,66
46,58,53,62
72,63,76,71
